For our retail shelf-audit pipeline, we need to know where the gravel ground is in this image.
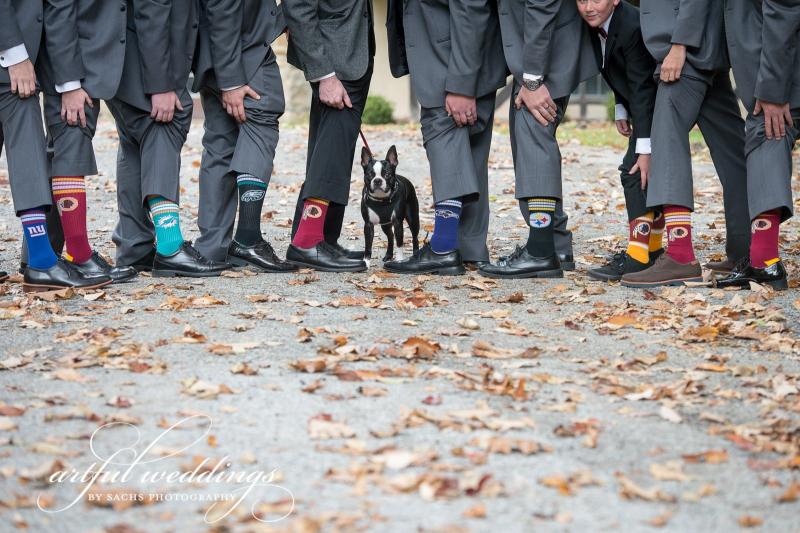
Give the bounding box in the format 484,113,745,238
0,110,799,533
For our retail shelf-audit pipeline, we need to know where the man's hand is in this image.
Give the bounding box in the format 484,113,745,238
9,59,36,98
61,88,93,128
616,119,632,137
150,91,183,123
660,44,686,83
445,93,477,127
755,99,794,140
631,153,651,190
515,84,557,126
222,85,260,123
319,76,351,110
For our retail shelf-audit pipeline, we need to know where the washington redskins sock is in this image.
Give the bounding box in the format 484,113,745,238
627,213,653,264
20,208,58,269
650,211,665,253
234,174,267,246
525,197,557,257
51,176,92,263
292,198,329,249
750,210,781,268
147,196,183,256
664,206,696,264
430,199,462,253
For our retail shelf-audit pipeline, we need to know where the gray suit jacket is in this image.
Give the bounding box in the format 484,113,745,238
393,0,507,109
724,0,800,111
283,0,375,82
640,0,729,78
0,0,43,85
114,0,199,111
193,0,285,92
37,0,127,100
496,0,597,99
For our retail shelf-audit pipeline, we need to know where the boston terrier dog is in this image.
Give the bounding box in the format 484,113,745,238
360,145,420,261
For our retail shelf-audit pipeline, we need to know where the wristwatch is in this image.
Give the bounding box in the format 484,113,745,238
523,78,544,92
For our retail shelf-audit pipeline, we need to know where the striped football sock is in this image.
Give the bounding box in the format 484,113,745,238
147,196,183,256
525,197,557,257
649,211,665,253
664,205,696,264
20,208,58,269
234,174,267,246
430,199,462,253
627,212,654,264
52,176,92,263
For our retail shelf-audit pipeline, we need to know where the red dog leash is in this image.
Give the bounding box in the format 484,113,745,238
359,129,373,158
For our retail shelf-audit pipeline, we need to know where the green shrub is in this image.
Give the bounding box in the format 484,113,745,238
362,95,394,125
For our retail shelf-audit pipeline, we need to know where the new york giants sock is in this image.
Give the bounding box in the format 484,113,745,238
51,176,92,263
525,197,557,257
750,210,781,268
147,196,183,256
430,199,462,254
627,212,654,264
292,198,329,249
649,211,665,253
234,174,267,246
20,208,58,269
664,205,696,264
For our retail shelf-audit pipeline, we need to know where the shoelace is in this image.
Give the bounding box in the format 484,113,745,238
502,245,526,264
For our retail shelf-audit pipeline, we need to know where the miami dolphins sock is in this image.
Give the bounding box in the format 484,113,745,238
627,212,654,264
750,210,781,268
147,196,183,256
20,208,58,269
51,176,92,263
430,199,462,253
292,197,329,249
649,211,665,253
664,205,696,264
525,197,557,257
234,174,267,246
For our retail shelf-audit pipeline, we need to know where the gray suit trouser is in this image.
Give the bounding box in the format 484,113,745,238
509,83,572,257
419,92,496,262
646,73,751,260
0,89,51,215
106,97,193,265
744,109,798,222
195,54,284,261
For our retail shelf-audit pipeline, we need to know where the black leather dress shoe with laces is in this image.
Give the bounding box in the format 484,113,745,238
479,246,563,279
23,258,112,292
714,258,788,290
286,241,367,272
384,243,465,275
69,251,138,283
228,240,298,273
152,242,229,277
328,242,365,260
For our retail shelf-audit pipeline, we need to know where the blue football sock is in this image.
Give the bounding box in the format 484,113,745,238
430,199,462,254
147,196,184,256
20,208,58,269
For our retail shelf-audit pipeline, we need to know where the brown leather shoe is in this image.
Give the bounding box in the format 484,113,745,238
705,257,738,274
621,254,703,288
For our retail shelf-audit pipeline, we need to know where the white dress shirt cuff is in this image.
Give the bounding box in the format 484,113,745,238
221,85,244,92
522,73,543,82
56,80,82,94
310,72,336,83
614,104,629,121
0,44,29,68
636,138,652,155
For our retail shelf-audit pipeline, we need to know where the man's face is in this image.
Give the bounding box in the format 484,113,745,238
577,0,620,28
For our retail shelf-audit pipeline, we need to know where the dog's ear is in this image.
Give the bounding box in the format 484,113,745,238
361,147,371,167
386,145,398,168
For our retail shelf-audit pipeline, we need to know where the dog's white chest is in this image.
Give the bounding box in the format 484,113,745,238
367,207,382,225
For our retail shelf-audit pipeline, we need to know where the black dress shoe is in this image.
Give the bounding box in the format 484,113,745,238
558,254,576,271
329,242,365,260
479,246,563,279
714,258,788,290
68,251,138,283
588,252,650,282
464,260,489,271
384,243,465,276
152,242,229,277
23,258,112,293
286,241,367,272
228,239,298,273
127,248,157,273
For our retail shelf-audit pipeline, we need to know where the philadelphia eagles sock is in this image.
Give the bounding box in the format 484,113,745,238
430,199,462,253
147,196,183,256
525,197,557,257
234,174,267,246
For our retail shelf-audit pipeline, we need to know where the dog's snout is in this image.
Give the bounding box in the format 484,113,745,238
371,177,385,189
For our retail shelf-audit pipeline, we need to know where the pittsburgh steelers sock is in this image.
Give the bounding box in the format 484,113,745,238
292,198,328,249
649,211,665,253
627,212,654,264
233,174,267,246
147,196,183,256
664,205,696,264
52,176,92,263
430,199,462,254
525,197,557,257
750,210,781,268
20,208,58,269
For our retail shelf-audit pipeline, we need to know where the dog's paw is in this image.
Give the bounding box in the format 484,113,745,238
382,253,393,262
